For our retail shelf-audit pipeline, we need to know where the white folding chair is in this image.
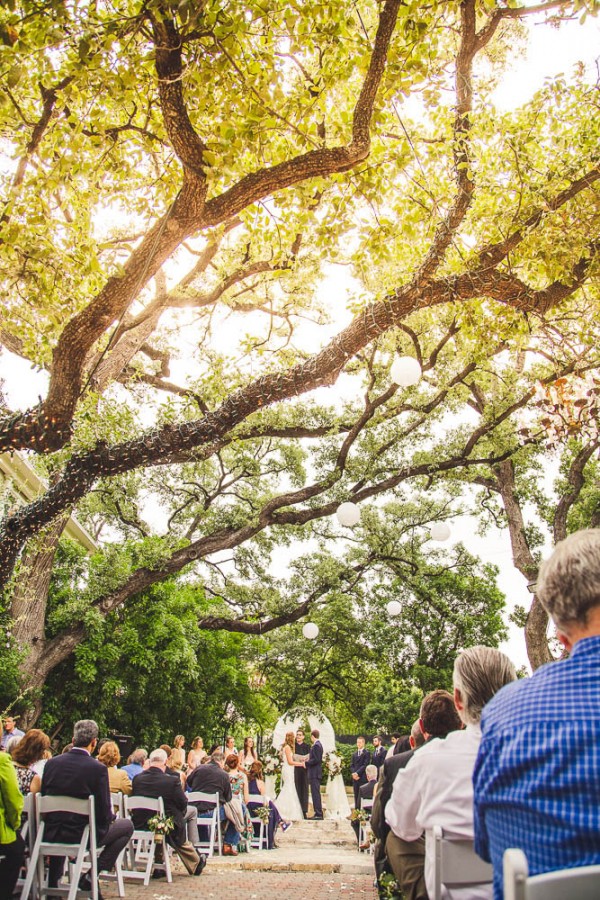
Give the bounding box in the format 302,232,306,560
122,795,172,886
359,798,374,853
247,794,267,850
110,793,124,817
504,848,600,900
16,792,37,892
431,825,493,900
20,794,98,900
186,791,222,857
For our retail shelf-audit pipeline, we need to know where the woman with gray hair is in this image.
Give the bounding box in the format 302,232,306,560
385,646,516,900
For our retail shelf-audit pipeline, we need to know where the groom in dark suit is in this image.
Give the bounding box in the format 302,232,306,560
294,729,310,819
305,729,323,819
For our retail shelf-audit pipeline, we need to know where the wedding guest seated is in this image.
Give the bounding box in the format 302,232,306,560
160,743,186,787
122,747,147,780
186,749,241,856
386,647,516,900
0,727,25,900
474,529,600,898
238,736,258,771
97,741,132,795
225,754,253,848
1,716,24,750
10,728,50,795
247,760,289,849
352,764,378,849
187,736,206,771
374,697,460,894
131,748,205,876
41,719,134,897
393,734,411,755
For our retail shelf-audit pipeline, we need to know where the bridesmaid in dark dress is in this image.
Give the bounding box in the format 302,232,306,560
247,760,290,848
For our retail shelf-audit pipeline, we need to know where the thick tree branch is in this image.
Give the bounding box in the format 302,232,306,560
0,0,400,456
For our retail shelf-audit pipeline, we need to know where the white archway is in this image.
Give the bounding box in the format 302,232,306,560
272,707,336,753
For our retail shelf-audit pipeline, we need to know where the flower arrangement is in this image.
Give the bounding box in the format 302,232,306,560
147,813,174,843
324,751,343,778
255,802,271,824
350,808,368,823
263,747,282,775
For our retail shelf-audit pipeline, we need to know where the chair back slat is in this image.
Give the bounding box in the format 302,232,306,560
504,848,600,900
432,825,493,900
247,794,265,804
38,794,91,817
186,791,219,805
125,796,162,814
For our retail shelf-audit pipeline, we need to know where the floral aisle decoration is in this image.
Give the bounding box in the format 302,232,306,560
256,802,271,825
324,751,343,779
147,813,174,843
349,808,368,824
263,747,282,775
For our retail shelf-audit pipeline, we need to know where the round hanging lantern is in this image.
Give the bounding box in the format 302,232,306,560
430,522,451,542
336,501,361,527
391,356,422,387
302,622,319,640
386,600,402,616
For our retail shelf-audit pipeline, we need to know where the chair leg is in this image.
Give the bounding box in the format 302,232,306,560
142,838,156,887
19,829,43,900
163,843,172,884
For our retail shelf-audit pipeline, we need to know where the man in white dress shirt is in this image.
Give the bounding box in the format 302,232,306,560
385,646,516,900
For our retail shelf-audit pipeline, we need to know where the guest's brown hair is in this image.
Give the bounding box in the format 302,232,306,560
225,753,239,770
11,729,50,767
311,729,320,739
97,740,121,768
249,761,263,780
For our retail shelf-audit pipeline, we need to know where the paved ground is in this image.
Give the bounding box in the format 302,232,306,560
102,871,378,899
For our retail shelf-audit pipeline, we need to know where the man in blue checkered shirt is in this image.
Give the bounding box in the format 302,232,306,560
473,528,600,898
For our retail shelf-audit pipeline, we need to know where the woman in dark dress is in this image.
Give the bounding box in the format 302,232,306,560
247,760,290,849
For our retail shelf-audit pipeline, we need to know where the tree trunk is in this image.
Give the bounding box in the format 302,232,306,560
494,460,554,669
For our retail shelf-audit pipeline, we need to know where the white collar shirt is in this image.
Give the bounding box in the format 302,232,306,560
384,725,491,900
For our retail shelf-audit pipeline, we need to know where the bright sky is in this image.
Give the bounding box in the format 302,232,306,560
1,9,598,672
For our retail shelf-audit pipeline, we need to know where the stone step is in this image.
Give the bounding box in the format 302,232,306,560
205,847,374,875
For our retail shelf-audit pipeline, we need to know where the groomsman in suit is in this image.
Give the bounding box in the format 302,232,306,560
350,736,370,809
371,736,386,772
294,729,310,819
305,729,323,819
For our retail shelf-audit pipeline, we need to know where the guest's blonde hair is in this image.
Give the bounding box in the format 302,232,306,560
284,731,295,750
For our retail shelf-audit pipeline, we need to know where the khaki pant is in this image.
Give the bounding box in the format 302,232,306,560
385,831,427,900
172,840,200,874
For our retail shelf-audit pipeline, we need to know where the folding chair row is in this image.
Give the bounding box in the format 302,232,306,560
359,798,374,853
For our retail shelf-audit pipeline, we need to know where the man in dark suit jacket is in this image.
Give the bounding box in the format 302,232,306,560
131,748,205,875
294,729,310,818
41,719,134,894
371,736,387,772
305,730,323,819
186,750,241,854
351,764,378,846
350,736,370,809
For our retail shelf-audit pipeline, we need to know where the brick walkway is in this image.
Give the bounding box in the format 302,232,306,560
102,871,378,899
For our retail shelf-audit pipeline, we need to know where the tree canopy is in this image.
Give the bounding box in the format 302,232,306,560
0,0,599,723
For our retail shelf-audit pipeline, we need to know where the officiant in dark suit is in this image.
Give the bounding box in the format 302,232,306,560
294,729,310,819
350,736,370,808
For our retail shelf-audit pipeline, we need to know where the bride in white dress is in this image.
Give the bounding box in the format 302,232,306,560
275,731,306,821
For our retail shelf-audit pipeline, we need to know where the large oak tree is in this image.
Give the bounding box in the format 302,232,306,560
0,0,599,716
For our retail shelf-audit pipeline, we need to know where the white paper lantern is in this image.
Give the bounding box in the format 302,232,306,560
386,600,402,616
302,622,319,640
430,522,451,542
391,356,422,387
336,501,361,527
